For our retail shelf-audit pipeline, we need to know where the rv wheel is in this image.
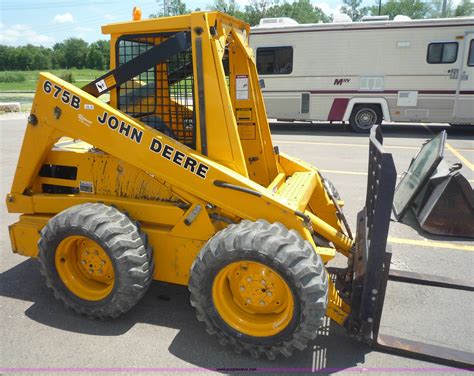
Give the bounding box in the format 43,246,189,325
349,105,382,133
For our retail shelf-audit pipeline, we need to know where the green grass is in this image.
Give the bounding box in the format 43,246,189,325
0,69,108,91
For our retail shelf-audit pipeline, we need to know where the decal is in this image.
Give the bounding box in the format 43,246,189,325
95,79,107,93
104,75,116,88
97,111,143,144
334,78,351,86
79,181,94,193
43,80,81,109
236,75,249,100
149,138,209,179
96,110,210,179
78,114,92,127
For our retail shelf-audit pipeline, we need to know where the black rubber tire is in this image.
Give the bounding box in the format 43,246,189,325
38,203,154,319
349,104,382,133
188,220,328,360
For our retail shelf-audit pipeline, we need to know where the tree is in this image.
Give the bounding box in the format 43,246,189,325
243,0,276,25
341,0,369,21
428,0,454,18
86,46,104,70
455,0,474,16
211,0,239,16
90,40,110,69
150,0,189,17
266,0,330,23
60,38,89,69
369,0,431,19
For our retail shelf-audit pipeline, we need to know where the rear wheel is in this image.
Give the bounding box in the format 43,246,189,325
349,104,382,133
38,203,154,319
189,220,328,359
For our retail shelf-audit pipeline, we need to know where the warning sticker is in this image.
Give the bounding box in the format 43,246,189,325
95,79,107,93
104,75,116,87
236,75,249,100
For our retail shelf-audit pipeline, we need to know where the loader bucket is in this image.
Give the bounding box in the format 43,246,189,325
414,169,474,238
392,130,474,238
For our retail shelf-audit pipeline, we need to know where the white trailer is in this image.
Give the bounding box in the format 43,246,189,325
250,17,474,132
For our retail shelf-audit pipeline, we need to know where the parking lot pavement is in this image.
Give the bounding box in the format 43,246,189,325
1,117,473,374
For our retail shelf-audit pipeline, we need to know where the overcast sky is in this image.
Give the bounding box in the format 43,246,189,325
0,0,463,47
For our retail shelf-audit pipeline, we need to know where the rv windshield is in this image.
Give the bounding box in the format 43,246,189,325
393,131,446,219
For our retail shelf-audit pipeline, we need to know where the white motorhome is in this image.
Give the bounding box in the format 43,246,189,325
250,17,474,132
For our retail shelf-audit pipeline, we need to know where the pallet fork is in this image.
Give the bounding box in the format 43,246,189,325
330,126,474,369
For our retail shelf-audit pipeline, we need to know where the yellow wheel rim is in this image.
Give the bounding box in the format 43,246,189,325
55,236,115,301
212,261,294,337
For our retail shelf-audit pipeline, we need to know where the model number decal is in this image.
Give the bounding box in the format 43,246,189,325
43,80,81,109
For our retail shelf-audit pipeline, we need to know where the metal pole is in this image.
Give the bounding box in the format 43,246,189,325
378,0,382,15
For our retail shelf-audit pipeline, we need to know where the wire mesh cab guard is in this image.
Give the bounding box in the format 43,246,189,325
332,126,474,369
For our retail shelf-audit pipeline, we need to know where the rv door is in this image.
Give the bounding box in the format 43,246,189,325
454,33,474,123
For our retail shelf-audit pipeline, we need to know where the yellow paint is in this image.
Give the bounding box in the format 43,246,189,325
55,236,115,301
388,237,474,252
326,279,350,326
212,261,294,337
445,143,474,171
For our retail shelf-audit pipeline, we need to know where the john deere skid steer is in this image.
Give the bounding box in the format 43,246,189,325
5,11,473,366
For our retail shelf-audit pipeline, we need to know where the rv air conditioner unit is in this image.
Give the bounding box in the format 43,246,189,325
361,15,390,21
258,17,298,26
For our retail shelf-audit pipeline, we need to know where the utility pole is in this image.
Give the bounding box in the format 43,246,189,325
378,0,382,15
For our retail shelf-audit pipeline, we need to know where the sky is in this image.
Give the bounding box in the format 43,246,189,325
0,0,462,47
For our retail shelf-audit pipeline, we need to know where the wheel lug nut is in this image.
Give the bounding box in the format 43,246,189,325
81,260,86,264
246,298,251,304
267,291,272,296
261,280,266,285
247,277,252,282
259,300,265,305
240,286,245,291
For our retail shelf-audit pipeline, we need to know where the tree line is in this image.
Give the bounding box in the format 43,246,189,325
1,0,472,71
0,39,110,71
154,0,473,23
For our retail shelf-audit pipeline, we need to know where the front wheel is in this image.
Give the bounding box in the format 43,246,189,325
349,105,382,133
38,203,154,319
189,220,328,359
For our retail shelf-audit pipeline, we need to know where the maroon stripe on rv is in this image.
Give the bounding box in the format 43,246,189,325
327,98,350,121
253,23,474,35
262,90,474,95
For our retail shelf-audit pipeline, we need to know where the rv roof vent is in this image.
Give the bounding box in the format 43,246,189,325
394,15,412,21
332,14,352,23
361,15,390,21
258,17,298,27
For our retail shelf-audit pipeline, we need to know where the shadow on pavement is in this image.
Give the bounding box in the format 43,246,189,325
270,122,473,141
0,259,369,374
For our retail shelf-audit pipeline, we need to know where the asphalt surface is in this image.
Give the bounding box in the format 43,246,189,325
1,114,473,375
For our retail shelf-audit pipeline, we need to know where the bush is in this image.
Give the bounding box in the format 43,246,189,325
0,72,27,83
59,72,75,83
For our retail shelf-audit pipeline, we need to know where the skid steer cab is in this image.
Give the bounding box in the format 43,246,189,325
6,11,472,366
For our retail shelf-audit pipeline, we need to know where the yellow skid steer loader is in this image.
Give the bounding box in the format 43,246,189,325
5,11,473,367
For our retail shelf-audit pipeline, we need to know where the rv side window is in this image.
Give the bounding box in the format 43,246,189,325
468,40,474,67
256,47,293,75
427,42,458,64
